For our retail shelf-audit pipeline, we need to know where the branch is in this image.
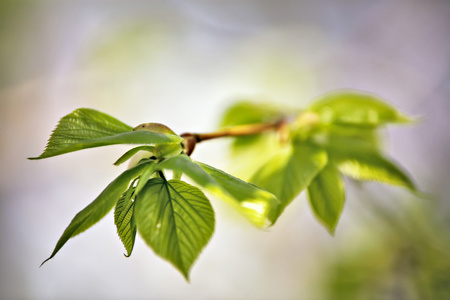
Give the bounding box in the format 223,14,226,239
180,119,287,156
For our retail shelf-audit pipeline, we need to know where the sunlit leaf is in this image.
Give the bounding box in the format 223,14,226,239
329,146,416,191
41,162,150,266
114,146,155,166
198,162,280,228
158,154,280,228
308,164,345,235
250,144,328,220
114,179,137,257
308,90,412,127
29,108,182,160
135,178,215,280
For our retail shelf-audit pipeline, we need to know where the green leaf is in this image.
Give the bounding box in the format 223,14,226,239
40,162,150,266
135,160,158,195
220,101,284,128
329,147,416,191
135,178,215,280
198,162,280,228
220,101,285,153
114,146,155,166
250,144,328,220
307,164,345,235
29,108,182,159
157,154,217,188
114,179,138,257
31,131,181,160
159,154,280,228
301,124,380,155
308,90,412,127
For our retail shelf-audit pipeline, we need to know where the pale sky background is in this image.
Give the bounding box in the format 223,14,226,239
1,1,450,299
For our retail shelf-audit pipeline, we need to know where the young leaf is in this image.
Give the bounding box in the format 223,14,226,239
41,162,150,266
159,154,280,228
114,180,138,257
30,131,181,160
329,147,416,191
135,178,215,280
198,162,280,228
308,90,412,127
135,160,158,195
157,154,217,188
114,146,155,166
220,101,285,152
250,144,328,220
307,164,345,235
221,101,284,128
29,108,182,160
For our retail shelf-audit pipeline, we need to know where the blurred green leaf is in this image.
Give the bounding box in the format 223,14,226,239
220,101,284,128
250,144,328,219
41,162,150,266
299,124,380,153
220,101,285,153
29,108,182,160
329,146,416,191
308,164,345,235
114,145,155,166
114,179,138,257
308,90,412,127
198,162,280,228
135,178,215,280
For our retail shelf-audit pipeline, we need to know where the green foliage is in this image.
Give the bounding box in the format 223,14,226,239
135,178,215,280
198,162,279,227
114,179,138,257
308,90,412,127
250,144,328,220
113,145,155,166
31,90,419,280
29,108,182,160
220,101,285,153
307,164,345,235
40,162,150,266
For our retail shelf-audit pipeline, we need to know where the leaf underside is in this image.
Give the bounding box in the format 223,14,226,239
135,178,215,280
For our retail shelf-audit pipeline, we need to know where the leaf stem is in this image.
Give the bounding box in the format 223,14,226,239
180,119,287,156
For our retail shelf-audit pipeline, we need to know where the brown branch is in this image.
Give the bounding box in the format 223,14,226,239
180,119,287,156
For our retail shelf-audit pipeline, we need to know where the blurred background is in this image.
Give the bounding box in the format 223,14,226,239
1,1,450,299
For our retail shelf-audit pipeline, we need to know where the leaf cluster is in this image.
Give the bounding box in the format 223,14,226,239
30,90,418,280
224,90,416,234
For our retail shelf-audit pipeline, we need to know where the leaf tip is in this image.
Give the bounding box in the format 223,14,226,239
39,256,52,268
326,226,337,237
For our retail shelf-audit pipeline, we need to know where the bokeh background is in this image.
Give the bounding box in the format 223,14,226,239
1,1,450,299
